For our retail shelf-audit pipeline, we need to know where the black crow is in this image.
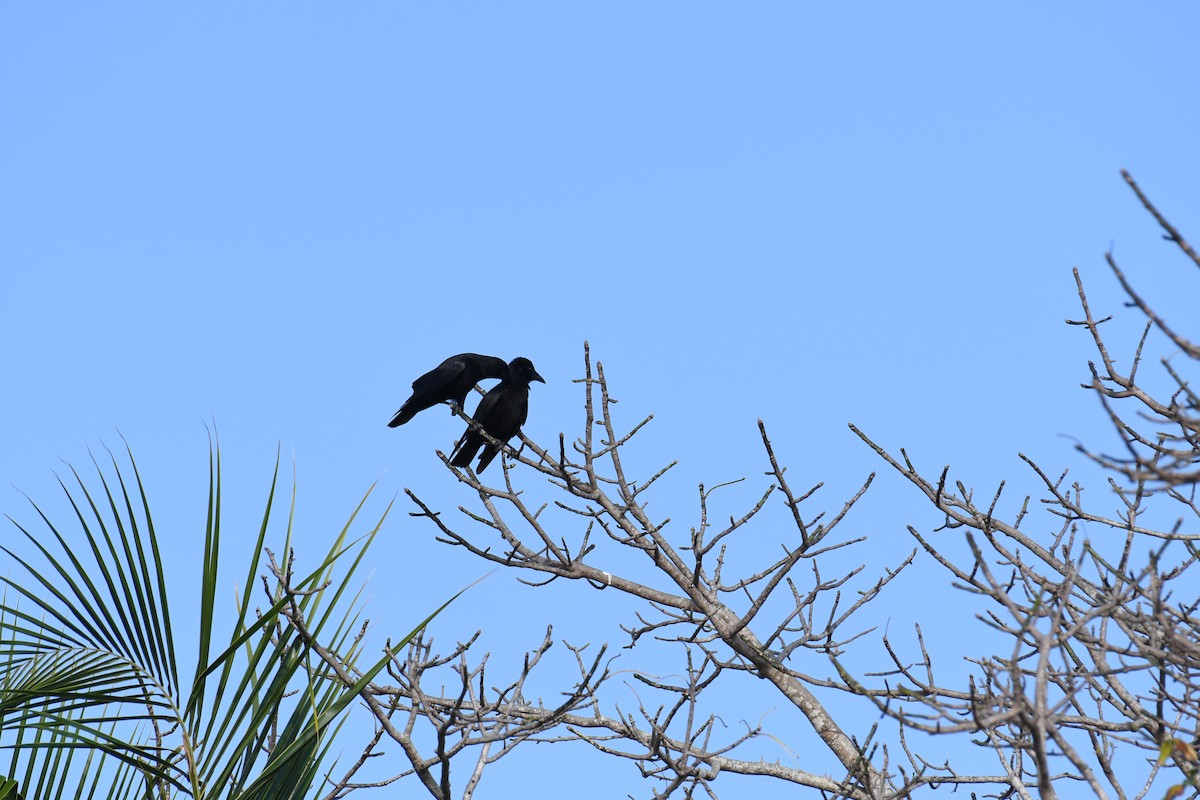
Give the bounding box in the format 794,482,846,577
450,357,545,473
387,353,510,427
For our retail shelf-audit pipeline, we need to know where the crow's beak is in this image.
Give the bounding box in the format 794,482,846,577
532,370,546,384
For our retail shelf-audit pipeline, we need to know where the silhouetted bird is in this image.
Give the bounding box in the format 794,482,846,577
451,357,545,473
387,353,510,427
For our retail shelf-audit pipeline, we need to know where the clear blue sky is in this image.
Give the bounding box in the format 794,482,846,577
3,4,1199,797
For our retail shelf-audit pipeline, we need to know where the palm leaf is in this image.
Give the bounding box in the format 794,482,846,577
0,437,459,798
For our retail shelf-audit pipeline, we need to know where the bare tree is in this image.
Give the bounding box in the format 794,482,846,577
287,346,908,798
284,172,1199,800
845,171,1200,800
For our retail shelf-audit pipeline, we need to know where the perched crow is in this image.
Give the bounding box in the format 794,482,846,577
387,353,510,428
451,357,545,473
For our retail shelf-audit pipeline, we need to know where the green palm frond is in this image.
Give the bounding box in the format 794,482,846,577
0,437,456,799
0,707,156,800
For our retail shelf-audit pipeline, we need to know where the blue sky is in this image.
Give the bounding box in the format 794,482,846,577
3,4,1199,797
